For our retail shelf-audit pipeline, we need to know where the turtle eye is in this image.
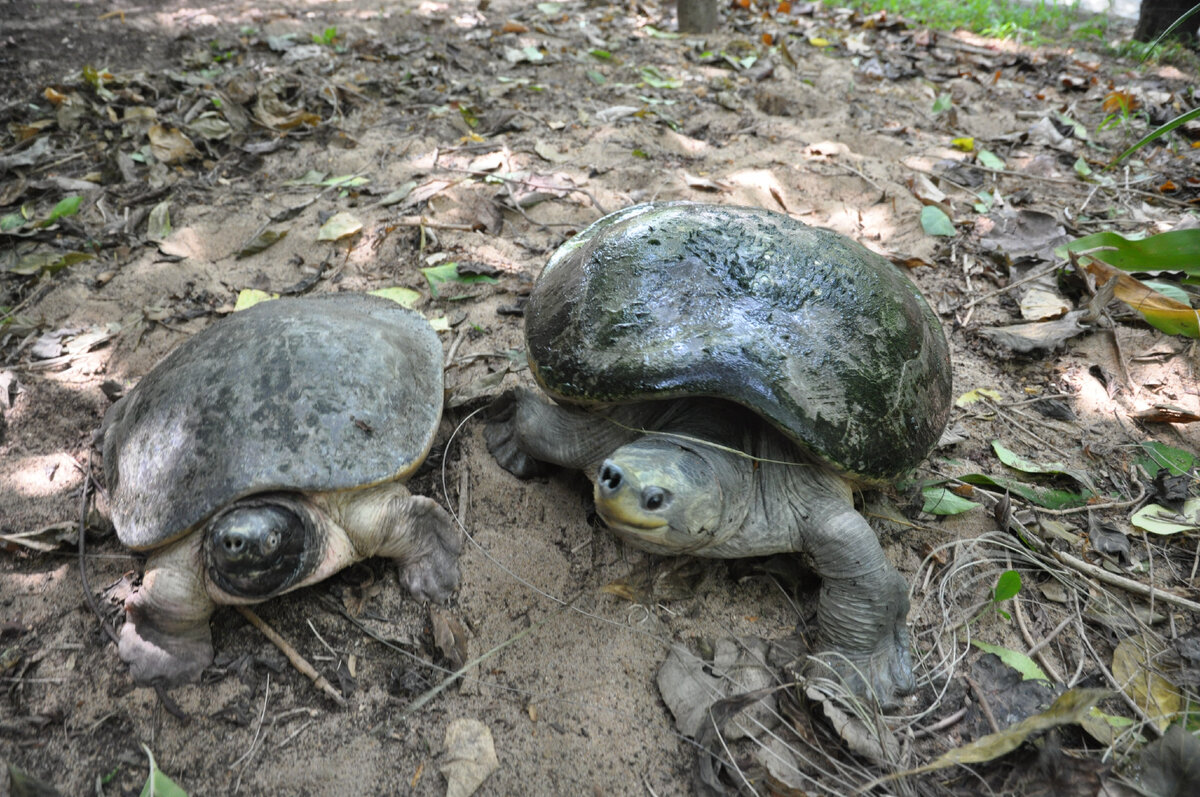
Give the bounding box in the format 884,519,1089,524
641,487,670,511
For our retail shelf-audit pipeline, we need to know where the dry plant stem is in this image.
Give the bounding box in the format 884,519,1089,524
965,676,1000,734
910,706,968,739
235,605,346,707
1012,594,1064,684
960,263,1058,312
1026,613,1074,658
394,215,478,232
1049,550,1200,614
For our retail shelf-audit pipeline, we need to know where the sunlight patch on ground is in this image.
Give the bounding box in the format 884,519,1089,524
0,563,72,597
2,453,83,499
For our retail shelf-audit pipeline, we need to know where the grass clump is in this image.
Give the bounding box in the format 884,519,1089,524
829,0,1108,43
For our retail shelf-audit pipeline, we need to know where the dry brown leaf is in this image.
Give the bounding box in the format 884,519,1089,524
1112,637,1182,730
148,124,198,164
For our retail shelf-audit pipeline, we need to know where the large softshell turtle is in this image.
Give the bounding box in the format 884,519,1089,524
487,202,951,707
102,293,462,686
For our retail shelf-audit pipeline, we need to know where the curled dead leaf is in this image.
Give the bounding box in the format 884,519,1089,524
148,124,198,164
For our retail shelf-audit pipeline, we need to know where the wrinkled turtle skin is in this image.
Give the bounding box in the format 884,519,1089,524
102,293,462,687
487,203,951,708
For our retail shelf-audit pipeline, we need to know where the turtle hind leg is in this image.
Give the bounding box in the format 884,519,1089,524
484,389,551,477
118,536,217,687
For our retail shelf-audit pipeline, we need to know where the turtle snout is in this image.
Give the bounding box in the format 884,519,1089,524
210,514,282,562
598,460,624,496
205,503,310,599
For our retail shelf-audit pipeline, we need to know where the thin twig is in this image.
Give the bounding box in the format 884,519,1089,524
235,606,346,706
1050,551,1200,614
965,676,1000,733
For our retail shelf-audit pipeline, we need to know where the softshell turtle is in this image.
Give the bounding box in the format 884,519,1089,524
102,293,462,687
487,202,951,707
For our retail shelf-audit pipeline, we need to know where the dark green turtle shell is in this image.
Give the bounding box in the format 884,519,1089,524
525,202,952,482
102,293,444,550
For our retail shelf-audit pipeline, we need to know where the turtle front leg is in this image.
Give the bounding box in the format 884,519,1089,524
119,535,216,687
799,496,915,710
485,387,641,477
327,485,463,604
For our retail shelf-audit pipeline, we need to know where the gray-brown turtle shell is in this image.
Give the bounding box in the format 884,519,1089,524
102,293,444,550
525,202,952,481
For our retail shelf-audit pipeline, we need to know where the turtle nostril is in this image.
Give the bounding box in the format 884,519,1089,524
223,533,244,554
599,461,623,492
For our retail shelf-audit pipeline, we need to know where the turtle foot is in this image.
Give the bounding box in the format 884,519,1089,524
396,495,463,604
803,622,915,711
484,389,548,478
118,592,214,687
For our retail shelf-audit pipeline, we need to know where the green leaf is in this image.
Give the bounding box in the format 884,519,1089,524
644,26,681,39
920,205,955,237
1131,499,1200,536
420,262,498,298
147,200,171,241
283,169,328,186
1073,157,1093,178
955,387,1003,408
1142,280,1191,305
921,485,980,515
1112,106,1200,167
369,286,421,308
631,149,649,159
320,174,369,188
9,250,93,276
992,569,1022,602
536,2,562,13
317,212,363,241
42,195,83,226
1063,229,1200,282
972,640,1049,682
959,473,1092,510
233,289,276,311
640,66,680,89
992,440,1069,476
586,70,606,85
589,49,612,60
977,149,1005,170
235,229,287,258
1,212,27,231
1135,441,1195,478
931,93,952,114
139,745,189,797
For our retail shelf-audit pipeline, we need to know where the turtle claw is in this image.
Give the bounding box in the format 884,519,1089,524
119,594,214,687
484,389,548,478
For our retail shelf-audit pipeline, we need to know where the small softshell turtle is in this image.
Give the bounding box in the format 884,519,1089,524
102,294,462,687
487,203,951,707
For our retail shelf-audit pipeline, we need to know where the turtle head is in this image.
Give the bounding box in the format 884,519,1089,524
203,496,321,599
594,436,740,554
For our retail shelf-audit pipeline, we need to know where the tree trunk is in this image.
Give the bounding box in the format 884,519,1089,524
1134,0,1200,42
677,0,719,33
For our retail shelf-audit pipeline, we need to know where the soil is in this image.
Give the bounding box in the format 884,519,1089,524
2,1,1198,796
